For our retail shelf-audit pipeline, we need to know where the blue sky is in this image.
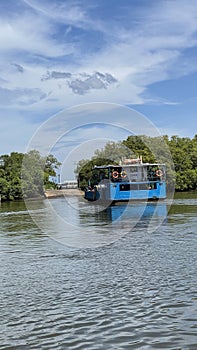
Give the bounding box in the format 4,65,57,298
0,0,197,159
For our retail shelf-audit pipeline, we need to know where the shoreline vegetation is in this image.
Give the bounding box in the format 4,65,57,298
0,150,61,202
0,135,196,202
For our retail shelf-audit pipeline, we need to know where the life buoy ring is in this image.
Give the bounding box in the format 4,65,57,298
112,171,119,179
156,169,163,177
121,170,127,178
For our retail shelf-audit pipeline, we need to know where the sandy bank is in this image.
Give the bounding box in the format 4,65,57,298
44,189,84,199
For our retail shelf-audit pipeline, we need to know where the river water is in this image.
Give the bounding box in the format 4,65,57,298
0,193,197,349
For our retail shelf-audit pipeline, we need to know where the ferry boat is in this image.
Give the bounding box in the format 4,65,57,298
84,157,166,203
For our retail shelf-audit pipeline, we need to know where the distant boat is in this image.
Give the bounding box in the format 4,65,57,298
84,157,166,203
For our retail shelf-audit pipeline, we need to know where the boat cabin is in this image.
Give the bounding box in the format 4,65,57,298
91,163,166,185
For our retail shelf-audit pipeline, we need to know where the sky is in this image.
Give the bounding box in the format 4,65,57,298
0,0,197,178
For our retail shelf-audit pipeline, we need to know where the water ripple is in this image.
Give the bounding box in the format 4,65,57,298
0,197,197,349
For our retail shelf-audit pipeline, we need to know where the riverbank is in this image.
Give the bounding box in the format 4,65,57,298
44,188,84,199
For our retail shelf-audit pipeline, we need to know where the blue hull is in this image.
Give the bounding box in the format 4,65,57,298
85,181,166,202
84,190,100,201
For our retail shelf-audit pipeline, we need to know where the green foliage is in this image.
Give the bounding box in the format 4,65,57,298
43,153,61,190
0,178,10,201
167,135,197,191
44,154,61,176
123,135,155,163
22,150,44,198
77,157,115,190
0,151,60,201
94,141,132,163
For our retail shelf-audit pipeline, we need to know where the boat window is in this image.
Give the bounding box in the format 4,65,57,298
148,183,157,190
119,183,150,191
130,166,138,172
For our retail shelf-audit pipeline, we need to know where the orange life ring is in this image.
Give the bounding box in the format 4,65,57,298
156,169,163,177
112,171,119,179
121,170,127,178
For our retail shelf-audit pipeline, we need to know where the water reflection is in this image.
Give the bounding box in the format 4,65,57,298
92,202,167,223
23,198,168,248
166,193,197,226
0,199,28,213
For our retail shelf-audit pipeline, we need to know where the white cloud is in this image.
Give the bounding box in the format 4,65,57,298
22,0,88,26
0,1,196,105
0,15,73,58
0,86,47,106
0,0,197,156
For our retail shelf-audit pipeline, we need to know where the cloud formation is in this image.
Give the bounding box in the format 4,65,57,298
41,71,72,81
11,63,24,73
68,72,117,95
41,70,118,95
0,0,197,110
0,87,47,106
0,0,197,155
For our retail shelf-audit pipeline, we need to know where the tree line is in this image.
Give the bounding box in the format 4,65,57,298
1,135,196,201
0,150,60,201
77,135,197,192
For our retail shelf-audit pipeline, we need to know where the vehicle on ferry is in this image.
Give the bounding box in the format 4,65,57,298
84,157,166,203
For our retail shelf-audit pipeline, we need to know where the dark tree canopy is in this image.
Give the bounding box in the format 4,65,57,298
0,151,60,201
